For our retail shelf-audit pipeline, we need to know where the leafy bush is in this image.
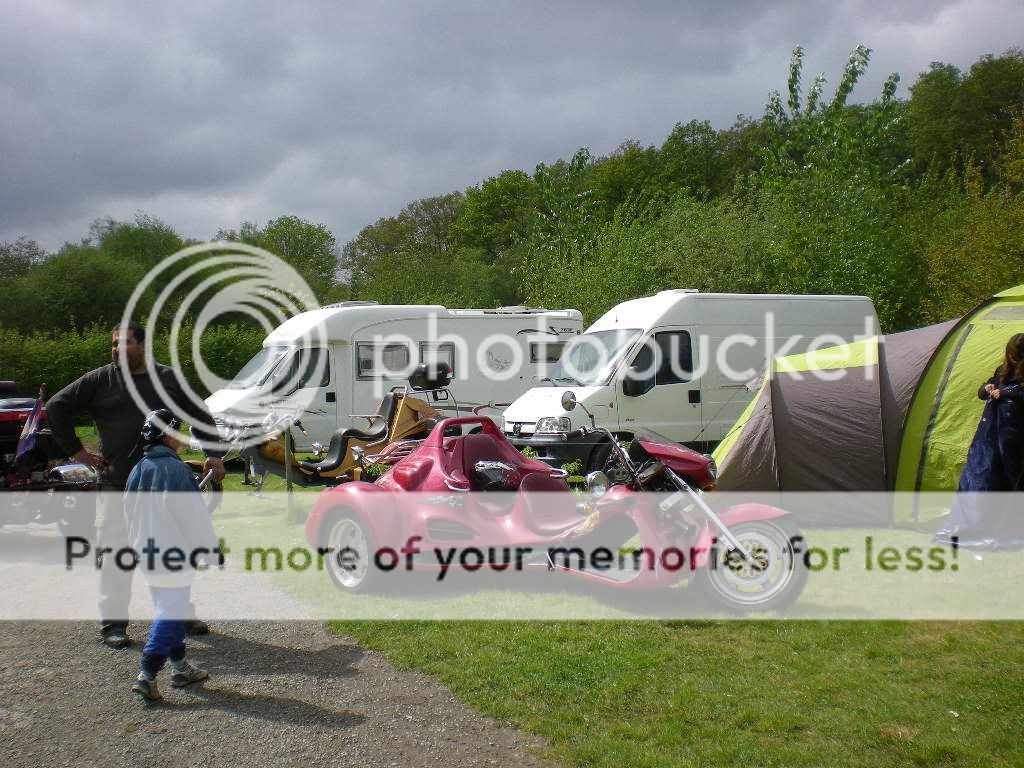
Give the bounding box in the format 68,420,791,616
0,323,264,406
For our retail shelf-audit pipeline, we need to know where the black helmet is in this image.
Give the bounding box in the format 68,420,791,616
141,408,181,445
472,460,520,491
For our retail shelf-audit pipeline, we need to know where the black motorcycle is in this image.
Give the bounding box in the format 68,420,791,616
1,383,100,540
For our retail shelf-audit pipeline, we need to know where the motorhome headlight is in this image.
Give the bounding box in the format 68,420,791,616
702,454,718,481
585,470,609,496
535,416,571,434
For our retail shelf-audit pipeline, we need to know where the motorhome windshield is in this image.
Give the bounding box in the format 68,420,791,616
549,329,641,386
225,346,292,389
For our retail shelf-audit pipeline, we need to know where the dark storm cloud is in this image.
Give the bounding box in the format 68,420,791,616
0,0,1019,251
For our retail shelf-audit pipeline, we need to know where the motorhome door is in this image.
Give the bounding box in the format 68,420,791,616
615,328,702,443
265,346,337,449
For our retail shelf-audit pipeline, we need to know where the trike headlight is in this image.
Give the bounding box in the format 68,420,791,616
585,470,609,496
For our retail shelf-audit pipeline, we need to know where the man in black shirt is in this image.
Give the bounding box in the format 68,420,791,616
47,322,226,649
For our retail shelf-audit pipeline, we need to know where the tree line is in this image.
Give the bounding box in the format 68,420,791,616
1,45,1023,395
343,46,1024,331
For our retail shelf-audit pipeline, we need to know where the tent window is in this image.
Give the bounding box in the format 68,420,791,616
981,305,1024,321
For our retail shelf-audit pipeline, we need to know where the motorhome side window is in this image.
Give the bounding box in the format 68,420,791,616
296,347,330,388
656,331,692,384
631,331,693,385
419,342,456,371
356,342,411,379
270,347,330,392
530,342,566,364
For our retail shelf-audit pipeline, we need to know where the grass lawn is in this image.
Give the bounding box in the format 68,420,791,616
215,502,1023,767
243,502,1024,766
338,620,1023,768
78,427,1024,766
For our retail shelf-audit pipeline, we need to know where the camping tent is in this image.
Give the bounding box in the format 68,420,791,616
712,285,1024,525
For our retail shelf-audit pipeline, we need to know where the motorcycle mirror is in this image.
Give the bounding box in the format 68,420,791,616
560,391,577,412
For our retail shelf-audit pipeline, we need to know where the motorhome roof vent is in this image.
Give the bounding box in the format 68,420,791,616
321,301,380,309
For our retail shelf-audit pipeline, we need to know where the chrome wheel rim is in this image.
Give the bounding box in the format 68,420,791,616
708,522,797,606
327,518,369,588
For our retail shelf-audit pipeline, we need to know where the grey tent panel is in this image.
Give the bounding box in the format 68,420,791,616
771,367,885,493
715,384,778,493
878,320,957,484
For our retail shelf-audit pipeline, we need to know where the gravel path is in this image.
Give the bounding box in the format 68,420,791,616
0,527,551,768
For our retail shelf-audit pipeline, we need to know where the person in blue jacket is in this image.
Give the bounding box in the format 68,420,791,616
936,334,1024,547
124,409,221,702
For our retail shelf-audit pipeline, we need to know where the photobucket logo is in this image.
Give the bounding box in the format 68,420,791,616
118,242,323,452
363,313,565,401
360,310,877,404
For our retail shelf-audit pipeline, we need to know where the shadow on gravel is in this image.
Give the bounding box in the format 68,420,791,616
166,684,366,729
128,628,366,728
193,630,365,680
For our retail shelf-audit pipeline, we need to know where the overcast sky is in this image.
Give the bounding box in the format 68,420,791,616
2,0,1022,252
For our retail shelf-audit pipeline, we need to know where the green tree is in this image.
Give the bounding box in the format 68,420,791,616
400,192,463,259
586,140,658,216
761,45,902,176
740,45,928,328
450,170,539,259
0,215,189,333
1,247,149,333
0,237,46,282
516,148,602,306
88,214,188,269
340,192,517,305
955,49,1024,177
654,121,732,198
226,215,339,299
918,115,1024,320
906,61,963,171
342,213,417,301
907,49,1024,180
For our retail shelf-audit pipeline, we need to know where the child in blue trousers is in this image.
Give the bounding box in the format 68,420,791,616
124,409,220,701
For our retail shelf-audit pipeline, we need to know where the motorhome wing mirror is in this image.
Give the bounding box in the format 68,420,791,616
560,391,577,411
622,366,652,397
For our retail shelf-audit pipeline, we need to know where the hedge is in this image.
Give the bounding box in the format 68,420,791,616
0,323,265,405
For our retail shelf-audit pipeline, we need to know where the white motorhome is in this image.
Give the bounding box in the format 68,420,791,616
206,302,583,449
502,290,878,470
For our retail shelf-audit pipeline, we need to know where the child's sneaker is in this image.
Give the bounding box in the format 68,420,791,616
132,675,162,702
170,660,209,688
